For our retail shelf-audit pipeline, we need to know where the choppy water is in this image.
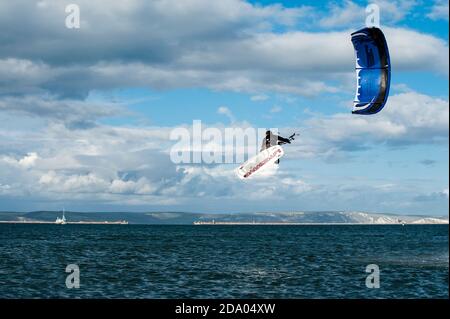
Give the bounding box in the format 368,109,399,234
0,224,447,298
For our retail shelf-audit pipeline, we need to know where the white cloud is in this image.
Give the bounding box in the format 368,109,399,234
281,91,449,161
217,106,236,123
1,152,39,169
110,177,157,195
0,1,447,99
18,152,39,169
270,105,283,113
38,170,158,195
1,25,446,100
0,183,11,193
427,0,449,21
319,0,418,28
250,94,269,102
280,177,312,194
0,94,123,129
0,105,447,214
319,0,363,28
392,83,414,93
39,171,108,193
374,0,418,23
0,1,448,214
385,27,449,75
1,90,446,172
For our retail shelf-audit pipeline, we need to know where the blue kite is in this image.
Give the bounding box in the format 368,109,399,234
351,27,391,115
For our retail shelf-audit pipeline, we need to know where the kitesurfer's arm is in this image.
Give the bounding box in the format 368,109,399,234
277,135,291,145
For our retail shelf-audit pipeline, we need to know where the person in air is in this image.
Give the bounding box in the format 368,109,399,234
261,130,296,164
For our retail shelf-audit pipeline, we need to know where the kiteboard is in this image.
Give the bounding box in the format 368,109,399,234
235,145,284,179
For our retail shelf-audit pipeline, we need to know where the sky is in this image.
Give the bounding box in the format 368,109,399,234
0,0,448,215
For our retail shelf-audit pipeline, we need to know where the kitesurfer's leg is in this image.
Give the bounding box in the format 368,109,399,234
277,136,291,145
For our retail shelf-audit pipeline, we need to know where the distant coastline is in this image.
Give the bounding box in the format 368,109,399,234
0,220,128,225
0,211,448,225
1,220,447,225
193,221,449,225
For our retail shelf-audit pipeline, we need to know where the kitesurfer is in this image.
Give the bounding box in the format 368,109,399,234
261,130,296,164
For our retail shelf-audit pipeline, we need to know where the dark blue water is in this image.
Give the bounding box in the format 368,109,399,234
0,224,447,298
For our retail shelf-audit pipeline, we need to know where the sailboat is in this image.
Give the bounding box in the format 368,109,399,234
55,208,67,225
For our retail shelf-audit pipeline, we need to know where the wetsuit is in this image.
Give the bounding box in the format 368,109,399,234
261,131,291,164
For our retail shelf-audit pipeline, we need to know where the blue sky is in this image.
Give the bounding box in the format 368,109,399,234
0,0,448,215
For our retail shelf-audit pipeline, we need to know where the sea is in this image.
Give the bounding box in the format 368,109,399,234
0,224,448,298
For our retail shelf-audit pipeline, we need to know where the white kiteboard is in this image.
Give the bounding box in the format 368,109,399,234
235,145,284,179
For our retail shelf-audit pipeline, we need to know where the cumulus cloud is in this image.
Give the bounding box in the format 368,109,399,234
0,183,11,193
1,89,447,209
18,153,39,169
0,123,185,205
217,106,235,123
38,170,157,195
427,0,449,21
385,27,449,75
319,0,418,28
1,152,39,169
0,1,447,100
298,91,449,159
250,94,269,102
270,105,283,113
0,121,309,206
0,1,448,214
0,0,310,64
0,58,54,96
414,188,450,202
0,111,447,215
319,0,364,28
0,94,123,129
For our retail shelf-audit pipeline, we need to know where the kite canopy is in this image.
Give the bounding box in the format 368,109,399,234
351,27,391,115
